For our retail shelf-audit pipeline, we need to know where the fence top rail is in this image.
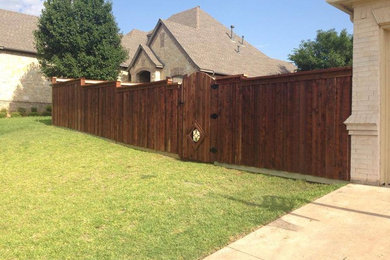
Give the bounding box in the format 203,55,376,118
51,78,83,87
215,67,352,84
116,79,177,92
83,81,120,88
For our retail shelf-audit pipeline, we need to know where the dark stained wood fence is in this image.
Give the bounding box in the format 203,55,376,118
211,68,352,180
52,67,352,180
52,79,181,154
116,81,181,153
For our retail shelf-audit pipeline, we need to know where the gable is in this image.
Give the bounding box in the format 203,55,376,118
129,49,156,74
149,24,198,76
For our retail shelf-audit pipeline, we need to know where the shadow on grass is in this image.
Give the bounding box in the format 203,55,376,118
36,118,52,126
216,194,309,212
219,193,390,220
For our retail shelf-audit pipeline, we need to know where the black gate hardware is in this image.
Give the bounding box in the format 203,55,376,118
210,147,218,153
210,113,218,119
211,84,219,90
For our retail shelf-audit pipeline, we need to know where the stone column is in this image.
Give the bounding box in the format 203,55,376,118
343,1,390,185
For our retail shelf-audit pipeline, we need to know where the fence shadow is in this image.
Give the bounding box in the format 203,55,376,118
216,194,309,212
36,118,52,126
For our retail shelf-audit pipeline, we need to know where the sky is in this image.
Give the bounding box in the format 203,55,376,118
0,0,353,61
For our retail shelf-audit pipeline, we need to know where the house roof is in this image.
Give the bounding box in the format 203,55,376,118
326,0,355,15
147,6,296,76
120,29,148,67
129,44,163,69
0,8,144,64
0,8,38,54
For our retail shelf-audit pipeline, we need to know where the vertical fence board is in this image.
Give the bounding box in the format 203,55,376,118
52,67,352,181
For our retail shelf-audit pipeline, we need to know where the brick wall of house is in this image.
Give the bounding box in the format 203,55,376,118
345,0,390,185
129,50,161,82
148,25,198,79
0,51,51,113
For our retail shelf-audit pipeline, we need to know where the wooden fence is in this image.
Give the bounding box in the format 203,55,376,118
52,67,352,180
52,79,181,154
212,68,352,180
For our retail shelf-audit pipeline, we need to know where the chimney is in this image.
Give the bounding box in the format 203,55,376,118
236,45,240,53
230,25,235,39
241,35,245,45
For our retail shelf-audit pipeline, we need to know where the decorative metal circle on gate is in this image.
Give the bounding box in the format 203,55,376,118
192,128,201,143
187,121,205,150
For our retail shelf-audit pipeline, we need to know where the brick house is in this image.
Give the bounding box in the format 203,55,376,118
0,9,51,113
121,6,296,83
327,0,390,186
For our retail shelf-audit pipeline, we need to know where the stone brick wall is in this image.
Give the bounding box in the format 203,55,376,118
129,51,161,82
118,69,130,82
148,25,198,79
344,0,390,185
0,51,51,113
127,25,198,83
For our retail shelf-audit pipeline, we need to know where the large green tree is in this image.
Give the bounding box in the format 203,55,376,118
35,0,127,80
289,29,353,71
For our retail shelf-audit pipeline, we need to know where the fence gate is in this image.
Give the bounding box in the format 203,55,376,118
179,72,217,162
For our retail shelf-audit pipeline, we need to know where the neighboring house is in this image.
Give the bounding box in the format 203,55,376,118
120,6,296,83
0,7,295,114
0,9,51,113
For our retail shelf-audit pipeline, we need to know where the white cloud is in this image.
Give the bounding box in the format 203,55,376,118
0,0,44,16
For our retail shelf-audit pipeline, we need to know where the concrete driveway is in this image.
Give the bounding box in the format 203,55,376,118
205,184,390,260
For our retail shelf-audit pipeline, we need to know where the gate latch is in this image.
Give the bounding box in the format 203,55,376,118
210,113,218,119
211,84,219,90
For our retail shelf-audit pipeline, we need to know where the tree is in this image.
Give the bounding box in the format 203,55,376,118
288,29,353,71
35,0,127,80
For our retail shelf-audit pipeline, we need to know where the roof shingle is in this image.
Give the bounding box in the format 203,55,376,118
162,7,296,76
120,29,148,67
0,9,38,53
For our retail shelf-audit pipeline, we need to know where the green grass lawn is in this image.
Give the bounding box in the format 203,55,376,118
0,117,341,259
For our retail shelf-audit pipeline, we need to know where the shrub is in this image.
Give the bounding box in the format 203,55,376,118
17,107,27,116
0,108,7,113
41,111,52,116
31,107,38,113
0,112,7,118
29,112,40,117
10,112,22,118
45,105,52,113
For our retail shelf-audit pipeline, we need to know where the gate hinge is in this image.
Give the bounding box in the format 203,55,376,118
210,113,218,119
210,147,218,153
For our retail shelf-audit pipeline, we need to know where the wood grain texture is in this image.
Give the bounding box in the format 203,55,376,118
52,80,181,154
52,67,352,181
212,67,352,180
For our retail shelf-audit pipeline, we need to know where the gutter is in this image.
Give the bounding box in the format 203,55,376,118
199,68,228,76
0,46,37,55
326,0,354,20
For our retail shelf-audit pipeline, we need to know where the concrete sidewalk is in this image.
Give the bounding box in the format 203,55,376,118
205,184,390,260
